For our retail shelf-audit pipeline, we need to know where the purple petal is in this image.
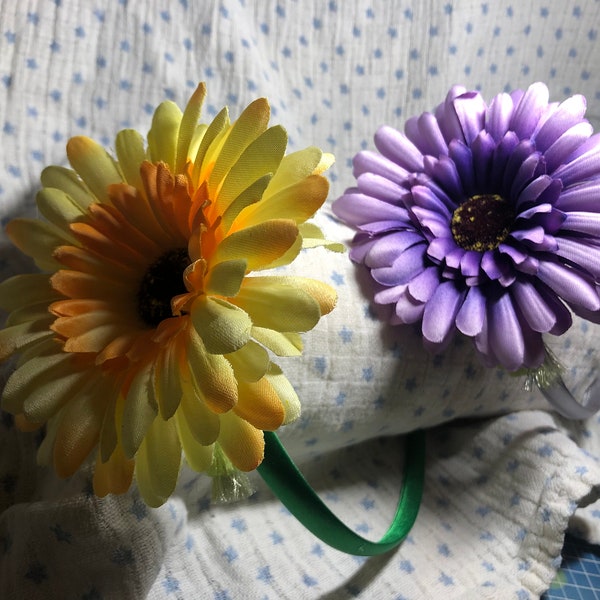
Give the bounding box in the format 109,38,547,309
534,94,587,152
422,281,465,345
498,243,529,266
348,236,379,263
356,219,411,235
501,139,536,195
481,251,506,280
555,237,600,278
490,132,520,191
510,226,546,246
517,203,566,233
471,131,496,191
455,285,486,336
365,230,424,268
374,283,407,305
426,155,465,204
427,236,458,263
537,260,600,311
448,140,475,196
460,250,482,277
562,212,600,236
509,153,545,200
409,185,452,218
521,326,545,369
353,150,409,185
553,141,600,187
452,91,486,145
562,131,600,163
473,318,499,368
544,122,594,174
407,266,441,302
488,291,525,370
370,242,427,286
357,172,407,203
416,112,449,156
515,175,553,209
485,92,514,141
445,247,466,270
556,181,600,211
375,126,425,172
435,86,468,143
410,206,452,239
510,279,557,332
394,292,426,324
332,192,409,226
509,82,549,139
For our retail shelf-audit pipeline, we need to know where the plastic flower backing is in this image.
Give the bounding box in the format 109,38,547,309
0,83,339,507
333,82,600,372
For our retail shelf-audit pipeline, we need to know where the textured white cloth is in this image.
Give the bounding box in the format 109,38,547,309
1,1,600,598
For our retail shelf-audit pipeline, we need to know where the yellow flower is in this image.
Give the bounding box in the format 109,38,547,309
0,83,338,507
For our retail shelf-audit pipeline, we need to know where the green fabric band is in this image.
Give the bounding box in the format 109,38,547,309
257,430,426,556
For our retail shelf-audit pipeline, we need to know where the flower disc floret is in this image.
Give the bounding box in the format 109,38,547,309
333,82,600,372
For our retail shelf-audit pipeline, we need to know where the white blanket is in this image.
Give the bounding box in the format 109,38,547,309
1,1,600,598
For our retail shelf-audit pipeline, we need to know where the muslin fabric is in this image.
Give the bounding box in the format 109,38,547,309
1,1,600,598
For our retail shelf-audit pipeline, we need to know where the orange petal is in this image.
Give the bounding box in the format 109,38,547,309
218,411,264,472
93,443,134,497
233,377,284,431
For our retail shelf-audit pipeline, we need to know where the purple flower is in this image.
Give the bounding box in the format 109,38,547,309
333,83,600,371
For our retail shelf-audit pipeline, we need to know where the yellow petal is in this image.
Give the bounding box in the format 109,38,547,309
215,125,287,215
0,273,58,311
210,219,299,271
154,343,184,420
191,106,230,186
6,301,53,327
225,340,269,382
53,377,107,478
135,416,181,507
37,412,60,466
230,277,321,332
186,326,238,413
147,101,183,170
208,98,270,198
36,187,87,238
178,381,220,445
93,442,134,497
176,82,207,173
265,363,301,424
176,410,214,472
235,174,328,229
40,165,95,210
204,259,248,297
313,152,335,174
263,146,324,197
115,129,147,190
251,328,303,356
66,136,124,203
221,174,272,232
0,320,54,362
2,352,89,421
271,276,337,316
121,363,158,458
218,411,264,472
299,222,346,252
6,218,71,271
99,394,118,462
234,377,284,431
190,295,252,355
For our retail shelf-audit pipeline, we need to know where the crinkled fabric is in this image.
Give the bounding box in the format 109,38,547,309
1,1,600,598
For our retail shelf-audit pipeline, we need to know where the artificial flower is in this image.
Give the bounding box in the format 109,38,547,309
0,82,338,507
333,82,600,372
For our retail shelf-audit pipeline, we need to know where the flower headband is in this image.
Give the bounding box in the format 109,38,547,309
0,83,423,556
334,82,600,420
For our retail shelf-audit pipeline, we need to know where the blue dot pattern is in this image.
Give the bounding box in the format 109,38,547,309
1,1,600,598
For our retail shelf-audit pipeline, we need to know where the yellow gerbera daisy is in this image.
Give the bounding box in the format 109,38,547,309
0,83,339,507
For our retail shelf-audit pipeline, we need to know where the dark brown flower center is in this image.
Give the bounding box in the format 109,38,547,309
451,194,515,252
137,248,190,327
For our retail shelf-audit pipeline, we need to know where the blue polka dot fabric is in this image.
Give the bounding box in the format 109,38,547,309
2,1,600,598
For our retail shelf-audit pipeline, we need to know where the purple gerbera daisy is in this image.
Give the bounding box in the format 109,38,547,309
333,82,600,372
